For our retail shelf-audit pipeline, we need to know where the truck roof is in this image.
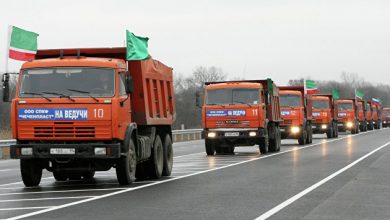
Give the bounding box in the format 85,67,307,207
279,90,302,95
312,95,330,101
21,57,126,69
206,82,262,89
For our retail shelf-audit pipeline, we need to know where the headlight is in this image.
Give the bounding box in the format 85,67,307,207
346,122,353,128
94,147,106,155
249,131,257,137
384,121,387,124
291,126,300,134
321,124,327,129
208,132,216,138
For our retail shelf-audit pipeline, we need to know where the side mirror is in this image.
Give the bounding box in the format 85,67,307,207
2,73,10,102
125,74,134,94
195,91,203,108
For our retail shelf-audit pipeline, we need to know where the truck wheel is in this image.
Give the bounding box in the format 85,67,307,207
225,146,235,154
116,138,137,185
20,159,43,187
162,134,173,176
269,127,281,152
259,137,269,154
149,135,164,179
298,128,307,145
326,124,333,138
205,139,215,156
53,171,68,181
83,170,96,180
333,123,339,138
68,174,82,181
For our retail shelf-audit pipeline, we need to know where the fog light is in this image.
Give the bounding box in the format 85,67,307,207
384,121,387,124
249,131,257,137
207,132,216,138
321,124,327,129
373,122,376,124
346,122,353,128
291,126,300,134
94,147,106,155
21,148,33,156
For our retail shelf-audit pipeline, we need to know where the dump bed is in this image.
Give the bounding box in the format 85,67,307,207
313,94,338,120
35,47,175,125
205,79,281,122
279,86,312,120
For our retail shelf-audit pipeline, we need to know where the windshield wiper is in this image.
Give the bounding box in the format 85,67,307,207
21,92,52,102
67,89,99,102
232,101,252,107
42,92,75,102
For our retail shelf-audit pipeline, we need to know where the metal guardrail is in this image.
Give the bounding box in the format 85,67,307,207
0,129,204,159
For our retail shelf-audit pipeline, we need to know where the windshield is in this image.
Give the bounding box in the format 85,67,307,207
338,103,353,110
312,100,329,110
383,110,390,115
280,94,301,108
19,67,115,98
206,88,260,105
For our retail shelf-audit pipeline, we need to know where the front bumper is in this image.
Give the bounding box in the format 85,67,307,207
202,128,265,146
10,143,121,159
280,126,302,139
312,123,330,134
337,122,354,131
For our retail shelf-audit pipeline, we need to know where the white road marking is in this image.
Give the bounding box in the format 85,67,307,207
8,131,378,220
0,169,13,172
254,141,390,220
0,196,95,203
0,187,128,197
0,207,54,211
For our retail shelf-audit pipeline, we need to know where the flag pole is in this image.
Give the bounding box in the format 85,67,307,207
4,25,12,73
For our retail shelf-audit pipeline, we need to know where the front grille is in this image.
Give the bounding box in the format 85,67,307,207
34,126,95,138
214,120,251,128
283,120,293,125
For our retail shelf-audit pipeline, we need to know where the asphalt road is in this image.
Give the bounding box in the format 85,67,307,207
0,129,390,219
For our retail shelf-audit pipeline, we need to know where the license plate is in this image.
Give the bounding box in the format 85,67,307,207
224,132,239,137
50,148,76,155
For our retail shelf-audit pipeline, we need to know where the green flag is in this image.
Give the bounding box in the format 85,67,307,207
126,30,149,60
8,26,39,61
305,80,318,94
332,89,340,99
355,89,364,100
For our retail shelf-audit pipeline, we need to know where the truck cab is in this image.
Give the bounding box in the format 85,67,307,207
371,103,382,129
5,48,175,187
382,107,390,127
357,100,368,132
311,94,338,138
201,79,281,155
336,99,359,134
279,86,313,145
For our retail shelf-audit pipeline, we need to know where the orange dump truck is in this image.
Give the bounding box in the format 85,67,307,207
371,101,382,129
200,79,282,155
279,86,313,145
3,47,175,186
357,100,368,132
336,99,359,133
366,101,374,130
382,107,390,127
311,94,339,138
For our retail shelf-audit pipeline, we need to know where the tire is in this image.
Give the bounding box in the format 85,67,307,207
68,174,82,181
259,137,269,154
215,146,223,155
326,124,333,138
116,138,137,185
53,171,67,181
149,135,164,179
205,139,215,156
269,126,281,152
368,121,373,130
298,127,307,145
162,134,173,176
20,159,43,187
83,170,96,180
306,125,313,144
333,123,339,138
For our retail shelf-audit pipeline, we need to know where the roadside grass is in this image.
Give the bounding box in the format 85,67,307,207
0,130,12,139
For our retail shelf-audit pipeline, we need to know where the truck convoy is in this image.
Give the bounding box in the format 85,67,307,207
3,47,176,187
336,99,359,134
279,86,313,145
311,94,339,138
200,79,282,155
382,107,390,127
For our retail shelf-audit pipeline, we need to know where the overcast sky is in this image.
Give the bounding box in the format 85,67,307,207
1,0,390,85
